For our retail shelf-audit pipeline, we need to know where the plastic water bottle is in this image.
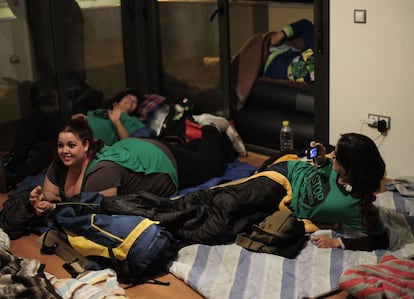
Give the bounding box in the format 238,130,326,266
280,120,294,151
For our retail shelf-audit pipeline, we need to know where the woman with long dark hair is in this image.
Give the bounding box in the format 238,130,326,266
272,133,388,250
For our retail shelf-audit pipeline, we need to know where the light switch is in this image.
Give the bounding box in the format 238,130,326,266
354,9,367,23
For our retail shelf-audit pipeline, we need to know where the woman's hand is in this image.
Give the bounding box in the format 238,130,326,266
29,185,44,207
311,235,341,249
71,113,87,120
270,31,285,47
29,185,57,216
108,102,122,125
34,201,56,216
309,141,327,166
309,141,326,156
108,103,130,140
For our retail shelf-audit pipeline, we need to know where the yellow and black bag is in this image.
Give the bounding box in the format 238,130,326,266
41,192,178,285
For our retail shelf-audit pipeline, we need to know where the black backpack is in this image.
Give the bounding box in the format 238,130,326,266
0,190,47,240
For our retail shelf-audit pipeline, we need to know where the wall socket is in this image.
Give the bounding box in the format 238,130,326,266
368,113,391,130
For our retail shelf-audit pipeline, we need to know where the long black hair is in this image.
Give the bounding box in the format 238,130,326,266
335,133,386,229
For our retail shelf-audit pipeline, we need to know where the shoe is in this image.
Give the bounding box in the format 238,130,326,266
225,125,247,157
193,113,230,132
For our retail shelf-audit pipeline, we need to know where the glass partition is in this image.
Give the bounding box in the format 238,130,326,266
157,0,224,115
0,0,126,150
228,0,314,56
0,0,34,151
74,0,125,100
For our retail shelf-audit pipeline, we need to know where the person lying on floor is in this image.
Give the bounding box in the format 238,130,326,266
72,89,248,157
61,133,389,251
29,117,235,214
71,88,152,145
264,18,315,83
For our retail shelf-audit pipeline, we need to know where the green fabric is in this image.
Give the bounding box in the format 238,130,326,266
287,159,384,234
287,48,315,82
263,45,289,73
282,25,294,39
86,138,178,190
86,109,145,145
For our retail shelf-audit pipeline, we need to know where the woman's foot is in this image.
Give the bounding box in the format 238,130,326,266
193,113,247,157
193,113,229,132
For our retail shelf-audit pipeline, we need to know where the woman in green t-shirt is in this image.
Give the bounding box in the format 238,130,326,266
71,88,149,145
267,133,388,251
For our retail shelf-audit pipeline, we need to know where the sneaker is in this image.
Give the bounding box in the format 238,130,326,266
225,125,247,157
193,113,230,132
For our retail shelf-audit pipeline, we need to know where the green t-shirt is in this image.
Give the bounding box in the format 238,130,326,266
86,109,145,145
287,159,383,234
86,137,178,190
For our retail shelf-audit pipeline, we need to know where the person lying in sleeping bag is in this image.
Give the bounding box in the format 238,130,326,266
93,133,389,252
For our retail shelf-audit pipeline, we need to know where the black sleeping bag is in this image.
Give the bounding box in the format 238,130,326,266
100,176,286,246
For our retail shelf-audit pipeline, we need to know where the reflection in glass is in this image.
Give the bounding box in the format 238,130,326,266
158,1,222,114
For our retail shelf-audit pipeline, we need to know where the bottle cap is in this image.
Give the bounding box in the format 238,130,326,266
282,120,289,127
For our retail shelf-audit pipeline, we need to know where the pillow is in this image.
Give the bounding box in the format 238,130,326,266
137,94,167,122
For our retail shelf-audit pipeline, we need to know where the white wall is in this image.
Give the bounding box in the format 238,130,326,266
330,0,414,178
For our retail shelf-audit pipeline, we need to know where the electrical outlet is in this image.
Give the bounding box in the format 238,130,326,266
368,113,391,130
367,114,378,127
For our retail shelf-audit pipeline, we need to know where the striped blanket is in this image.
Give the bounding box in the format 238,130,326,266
169,191,414,298
339,252,414,298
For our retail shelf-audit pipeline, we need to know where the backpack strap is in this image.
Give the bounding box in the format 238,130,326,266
40,229,89,277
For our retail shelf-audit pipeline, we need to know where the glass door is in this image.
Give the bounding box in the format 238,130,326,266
0,0,35,151
27,0,126,118
72,0,126,105
157,0,229,116
0,0,127,187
